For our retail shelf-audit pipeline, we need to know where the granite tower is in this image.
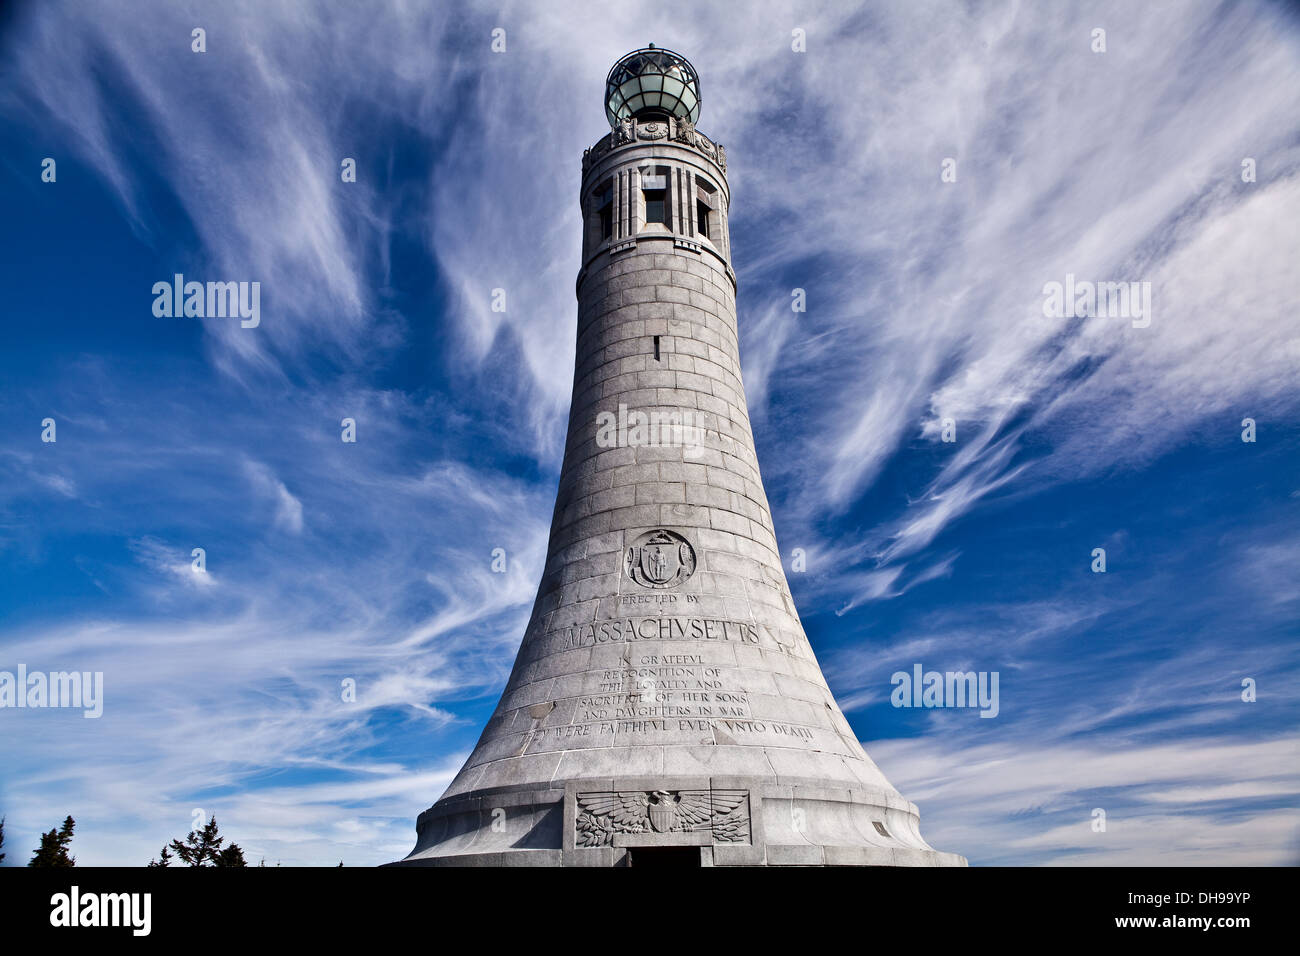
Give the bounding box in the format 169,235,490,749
396,46,964,867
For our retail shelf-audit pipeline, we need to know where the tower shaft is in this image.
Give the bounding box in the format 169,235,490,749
396,48,964,867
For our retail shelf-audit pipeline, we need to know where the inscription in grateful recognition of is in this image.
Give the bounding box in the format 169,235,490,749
625,529,697,589
576,790,750,846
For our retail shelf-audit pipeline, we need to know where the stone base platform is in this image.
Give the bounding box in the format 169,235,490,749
389,776,966,867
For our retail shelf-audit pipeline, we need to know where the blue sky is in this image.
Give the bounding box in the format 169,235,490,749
1,0,1297,866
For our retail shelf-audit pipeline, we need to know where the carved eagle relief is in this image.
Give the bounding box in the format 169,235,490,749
575,789,748,847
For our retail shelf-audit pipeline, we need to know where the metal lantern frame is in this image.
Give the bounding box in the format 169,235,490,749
604,45,701,128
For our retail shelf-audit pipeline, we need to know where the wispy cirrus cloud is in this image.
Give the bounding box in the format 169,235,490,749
873,734,1300,866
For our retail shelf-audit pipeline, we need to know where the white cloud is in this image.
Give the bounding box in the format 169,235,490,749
243,460,305,535
871,735,1300,866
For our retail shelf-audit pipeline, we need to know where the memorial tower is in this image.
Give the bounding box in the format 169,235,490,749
396,45,965,866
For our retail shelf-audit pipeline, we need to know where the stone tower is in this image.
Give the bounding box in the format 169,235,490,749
396,46,964,867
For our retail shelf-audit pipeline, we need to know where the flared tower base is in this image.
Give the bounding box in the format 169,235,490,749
392,773,964,867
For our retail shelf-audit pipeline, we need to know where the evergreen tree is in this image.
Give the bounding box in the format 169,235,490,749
214,844,246,867
151,815,246,867
0,816,6,864
29,815,76,867
147,845,173,867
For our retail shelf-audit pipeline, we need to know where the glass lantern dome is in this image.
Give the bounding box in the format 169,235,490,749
605,44,700,128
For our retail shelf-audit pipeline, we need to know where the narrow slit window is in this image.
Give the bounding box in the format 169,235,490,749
653,335,661,361
644,188,667,224
597,184,613,240
696,179,718,243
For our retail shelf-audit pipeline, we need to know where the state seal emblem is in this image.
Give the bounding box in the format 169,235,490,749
624,529,696,589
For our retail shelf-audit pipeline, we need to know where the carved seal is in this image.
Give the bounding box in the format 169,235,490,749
625,529,696,589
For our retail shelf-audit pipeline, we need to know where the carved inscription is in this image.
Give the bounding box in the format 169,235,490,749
575,789,750,846
523,648,818,746
556,617,758,650
575,655,750,723
521,616,823,748
619,593,699,604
